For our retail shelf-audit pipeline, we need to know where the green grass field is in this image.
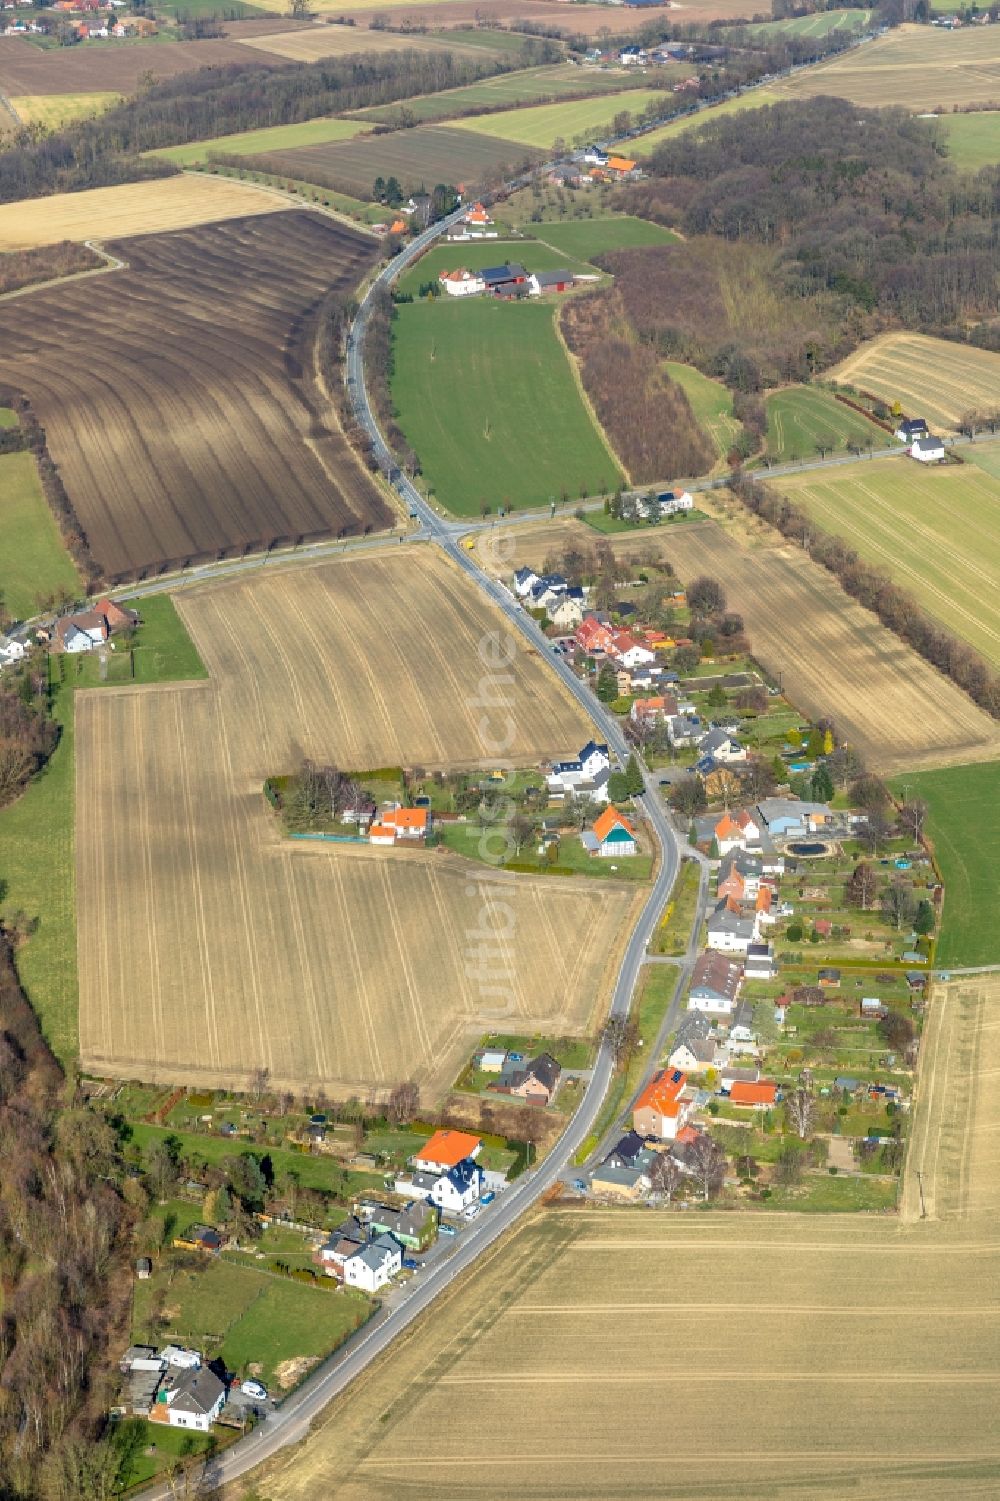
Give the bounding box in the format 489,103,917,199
397,238,596,295
131,1254,372,1391
774,452,1000,665
532,215,677,260
0,595,204,1066
451,89,666,149
664,360,739,459
355,63,657,124
0,449,81,621
0,408,17,428
634,89,781,154
10,92,121,130
889,761,999,967
113,1419,214,1494
733,8,870,37
391,298,622,515
764,385,885,464
938,111,1000,173
80,593,209,686
966,442,1000,481
150,115,369,167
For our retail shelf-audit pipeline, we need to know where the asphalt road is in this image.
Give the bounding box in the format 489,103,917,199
134,203,686,1501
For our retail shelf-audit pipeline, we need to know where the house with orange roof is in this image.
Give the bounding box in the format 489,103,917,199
371,805,429,845
463,201,493,227
633,1068,693,1140
438,267,484,298
728,1080,777,1109
607,627,656,669
583,807,637,859
412,1129,482,1175
714,807,761,855
575,614,616,656
607,155,638,177
629,694,678,727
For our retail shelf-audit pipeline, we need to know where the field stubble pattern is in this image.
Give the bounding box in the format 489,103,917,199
76,551,636,1098
243,975,1000,1501
0,211,390,582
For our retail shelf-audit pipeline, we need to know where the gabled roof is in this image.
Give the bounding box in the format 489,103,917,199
593,806,636,843
383,806,427,831
729,1080,776,1106
414,1129,481,1168
634,1068,687,1117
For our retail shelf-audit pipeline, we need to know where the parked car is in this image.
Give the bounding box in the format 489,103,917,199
480,1191,496,1206
402,1257,421,1270
572,1178,588,1193
241,1380,268,1401
463,1203,481,1221
439,1223,457,1237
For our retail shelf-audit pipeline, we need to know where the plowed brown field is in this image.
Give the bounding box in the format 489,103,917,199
473,516,1000,774
0,34,271,94
239,977,1000,1501
76,550,630,1098
0,211,390,582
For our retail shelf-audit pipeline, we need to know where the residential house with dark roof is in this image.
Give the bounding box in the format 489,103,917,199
150,1366,226,1432
488,1051,561,1105
344,1233,401,1293
688,952,743,1014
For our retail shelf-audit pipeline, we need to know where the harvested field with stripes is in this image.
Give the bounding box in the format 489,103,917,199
76,550,629,1098
0,33,272,95
245,982,1000,1500
830,332,1000,435
476,515,1000,773
237,23,511,61
0,211,389,581
774,22,1000,109
774,453,1000,666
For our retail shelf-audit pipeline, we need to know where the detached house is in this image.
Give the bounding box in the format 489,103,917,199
344,1234,401,1293
633,1068,693,1140
463,201,493,227
607,628,656,669
547,739,611,803
369,805,429,844
439,268,485,297
582,806,637,858
713,809,761,853
575,614,616,656
698,727,747,764
412,1129,482,1174
707,898,757,955
630,694,678,727
910,435,945,462
895,416,928,442
489,1051,561,1105
150,1367,226,1433
688,951,742,1014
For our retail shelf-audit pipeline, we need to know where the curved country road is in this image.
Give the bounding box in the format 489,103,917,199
136,206,684,1500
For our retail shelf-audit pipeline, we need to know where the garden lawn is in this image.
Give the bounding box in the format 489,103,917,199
0,449,81,620
764,385,885,463
113,1419,214,1493
664,361,738,459
450,90,666,149
397,238,596,297
392,298,622,515
436,819,652,879
760,1172,897,1212
533,215,677,261
939,111,1000,172
150,115,369,167
575,963,678,1164
889,761,1000,968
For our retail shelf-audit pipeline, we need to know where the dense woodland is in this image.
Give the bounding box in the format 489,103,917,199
0,48,523,202
0,662,58,806
610,98,1000,388
562,291,714,482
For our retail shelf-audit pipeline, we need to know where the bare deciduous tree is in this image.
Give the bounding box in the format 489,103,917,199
686,1133,726,1201
649,1152,683,1202
785,1087,815,1141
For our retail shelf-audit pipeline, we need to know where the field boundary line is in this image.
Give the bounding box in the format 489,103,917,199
0,237,128,303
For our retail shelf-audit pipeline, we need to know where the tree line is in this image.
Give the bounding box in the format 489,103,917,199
0,49,513,203
0,396,103,592
0,242,100,298
730,469,1000,717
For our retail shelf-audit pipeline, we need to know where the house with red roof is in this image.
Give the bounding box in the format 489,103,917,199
607,628,656,669
575,614,615,656
633,1068,693,1140
630,694,678,727
463,201,493,227
438,268,484,298
728,1080,777,1109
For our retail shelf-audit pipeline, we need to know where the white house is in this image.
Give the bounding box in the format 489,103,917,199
344,1234,401,1293
640,489,693,520
698,728,747,764
895,417,927,443
153,1367,225,1433
432,1159,484,1214
438,268,485,298
706,900,758,955
619,44,647,64
727,999,758,1050
582,145,609,166
549,595,584,629
910,435,945,462
0,634,27,665
745,942,776,979
546,740,611,802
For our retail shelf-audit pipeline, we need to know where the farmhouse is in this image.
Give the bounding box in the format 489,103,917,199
54,609,108,653
412,1129,482,1174
910,435,945,462
439,268,485,298
582,806,637,858
481,263,528,297
633,1068,693,1140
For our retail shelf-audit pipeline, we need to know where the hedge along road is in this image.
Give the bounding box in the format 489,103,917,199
135,198,684,1501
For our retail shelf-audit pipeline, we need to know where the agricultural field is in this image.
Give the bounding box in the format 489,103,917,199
354,63,656,124
763,384,886,463
664,360,738,460
938,110,1000,172
149,114,370,168
245,964,1000,1501
75,550,637,1098
236,23,509,62
396,238,597,295
633,88,781,154
0,212,389,580
259,125,545,200
531,215,677,261
391,299,622,515
334,0,755,30
773,23,1000,110
830,333,1000,434
449,88,666,148
774,452,1000,666
0,33,271,95
7,91,121,129
889,761,998,969
0,174,289,249
737,6,870,34
0,448,81,621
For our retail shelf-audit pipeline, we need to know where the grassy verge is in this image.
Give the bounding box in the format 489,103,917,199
650,858,700,957
0,449,82,620
574,964,678,1164
759,1172,898,1213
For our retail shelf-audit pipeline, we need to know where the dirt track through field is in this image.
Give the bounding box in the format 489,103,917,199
0,211,390,580
77,550,634,1098
239,976,1000,1501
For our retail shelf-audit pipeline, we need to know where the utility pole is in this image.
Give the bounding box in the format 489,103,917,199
916,1168,927,1219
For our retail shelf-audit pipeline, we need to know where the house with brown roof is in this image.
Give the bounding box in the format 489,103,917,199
488,1051,561,1105
688,952,743,1015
